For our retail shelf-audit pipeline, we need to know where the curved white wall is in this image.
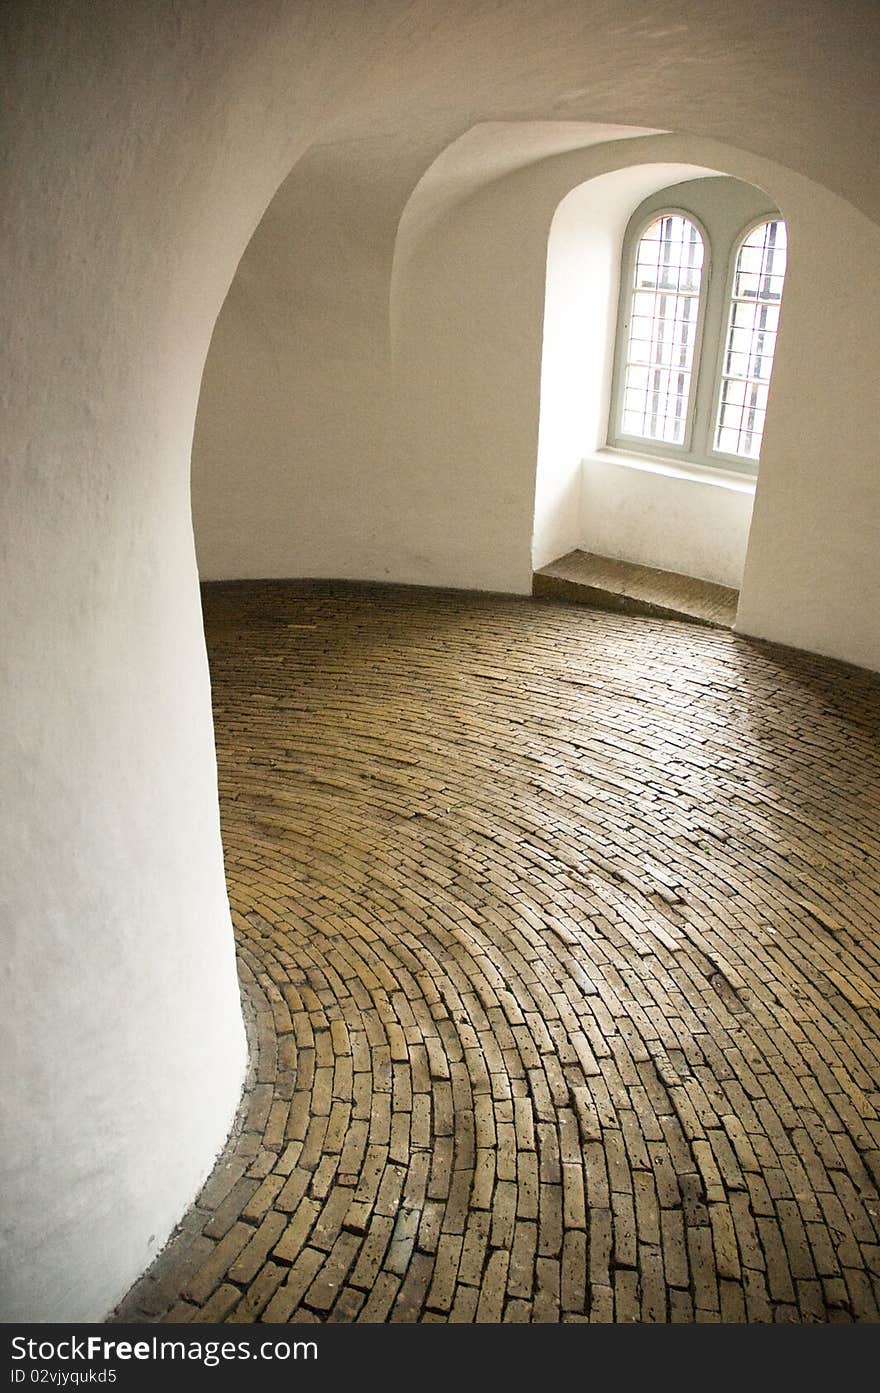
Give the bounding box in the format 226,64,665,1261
734,186,880,666
4,0,880,1325
0,0,404,1323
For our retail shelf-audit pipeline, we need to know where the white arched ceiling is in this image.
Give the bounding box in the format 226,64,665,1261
4,0,880,1322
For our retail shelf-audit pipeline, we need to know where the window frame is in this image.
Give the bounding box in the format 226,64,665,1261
707,215,788,469
607,196,786,478
607,206,712,461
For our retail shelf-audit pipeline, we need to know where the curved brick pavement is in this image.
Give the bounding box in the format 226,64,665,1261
115,581,880,1323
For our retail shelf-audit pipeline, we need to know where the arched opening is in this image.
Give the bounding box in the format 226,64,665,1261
534,165,787,605
194,120,880,666
381,124,878,663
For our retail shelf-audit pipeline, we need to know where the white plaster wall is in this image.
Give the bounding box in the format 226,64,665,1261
192,138,400,582
193,0,880,601
735,190,880,670
389,139,571,593
580,456,755,590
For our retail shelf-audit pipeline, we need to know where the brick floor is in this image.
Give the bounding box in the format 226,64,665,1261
113,581,880,1323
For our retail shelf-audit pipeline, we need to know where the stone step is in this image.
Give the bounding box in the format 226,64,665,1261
533,549,738,629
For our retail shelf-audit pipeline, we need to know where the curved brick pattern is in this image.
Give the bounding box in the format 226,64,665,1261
114,581,880,1323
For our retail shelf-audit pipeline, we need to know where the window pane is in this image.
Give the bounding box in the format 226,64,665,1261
715,220,787,459
621,214,704,446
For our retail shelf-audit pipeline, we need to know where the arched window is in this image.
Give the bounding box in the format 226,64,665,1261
609,184,787,474
620,214,705,447
715,220,787,459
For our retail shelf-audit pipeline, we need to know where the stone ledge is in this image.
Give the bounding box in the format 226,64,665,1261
533,550,739,629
